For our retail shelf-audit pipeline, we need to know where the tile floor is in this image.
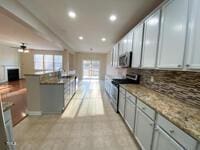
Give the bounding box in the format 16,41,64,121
14,80,139,150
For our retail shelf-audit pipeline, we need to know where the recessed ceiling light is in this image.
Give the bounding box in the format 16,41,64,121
79,36,84,40
101,38,106,42
109,15,117,22
68,11,76,18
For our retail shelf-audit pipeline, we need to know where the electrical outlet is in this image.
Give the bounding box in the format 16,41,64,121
150,76,154,82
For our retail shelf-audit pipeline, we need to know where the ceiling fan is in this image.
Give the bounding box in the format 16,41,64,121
17,43,29,53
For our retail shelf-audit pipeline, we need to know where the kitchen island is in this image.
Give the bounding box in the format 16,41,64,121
25,71,77,115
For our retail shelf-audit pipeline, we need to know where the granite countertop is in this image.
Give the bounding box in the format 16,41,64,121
24,71,56,76
120,84,200,141
40,76,76,85
2,102,13,112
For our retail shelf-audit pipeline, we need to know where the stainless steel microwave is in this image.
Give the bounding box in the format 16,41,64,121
119,52,132,68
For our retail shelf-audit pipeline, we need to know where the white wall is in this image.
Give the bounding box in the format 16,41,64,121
0,44,21,82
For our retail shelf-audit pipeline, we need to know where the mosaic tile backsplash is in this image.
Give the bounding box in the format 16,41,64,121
127,69,200,108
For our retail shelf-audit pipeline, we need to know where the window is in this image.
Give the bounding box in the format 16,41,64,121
34,54,43,70
54,55,63,71
44,55,53,71
34,54,63,71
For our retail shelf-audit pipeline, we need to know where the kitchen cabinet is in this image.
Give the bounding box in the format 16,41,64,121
105,75,112,95
119,39,124,56
124,93,136,132
156,114,197,150
152,126,184,150
41,77,76,114
127,30,133,52
135,108,154,150
3,109,15,148
123,31,133,53
132,23,144,68
142,10,160,68
119,87,126,117
157,0,188,69
112,43,119,67
122,36,128,53
185,0,200,69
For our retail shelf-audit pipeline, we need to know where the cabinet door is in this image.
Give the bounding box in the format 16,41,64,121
127,30,133,52
114,44,119,67
122,36,127,53
197,143,200,150
119,92,126,117
119,40,123,56
142,10,160,68
152,126,184,150
135,108,154,150
5,120,14,143
124,98,136,132
158,0,188,69
185,0,200,69
132,23,144,68
111,48,114,66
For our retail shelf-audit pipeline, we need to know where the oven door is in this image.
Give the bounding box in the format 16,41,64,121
110,84,118,112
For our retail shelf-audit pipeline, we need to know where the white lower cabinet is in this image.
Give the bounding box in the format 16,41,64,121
119,87,198,150
4,109,15,150
156,114,197,150
197,143,200,150
118,92,126,117
152,126,184,150
135,108,154,150
124,97,136,132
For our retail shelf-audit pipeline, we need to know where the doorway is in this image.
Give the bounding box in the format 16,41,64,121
82,60,100,79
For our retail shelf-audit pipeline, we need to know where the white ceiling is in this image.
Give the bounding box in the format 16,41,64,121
0,9,62,50
17,0,163,53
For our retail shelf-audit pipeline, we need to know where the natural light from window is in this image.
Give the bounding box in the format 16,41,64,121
34,54,63,71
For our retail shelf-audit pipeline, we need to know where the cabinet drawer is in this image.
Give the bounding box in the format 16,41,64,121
137,100,155,120
126,92,136,104
3,110,11,123
157,114,197,150
119,87,125,95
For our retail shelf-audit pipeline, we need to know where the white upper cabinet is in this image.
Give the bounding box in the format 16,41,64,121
142,10,160,68
132,23,144,68
157,0,188,69
112,43,119,67
119,39,124,56
127,30,133,52
123,36,128,53
185,0,200,69
114,43,119,67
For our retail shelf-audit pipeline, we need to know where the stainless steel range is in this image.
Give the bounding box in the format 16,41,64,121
109,74,140,112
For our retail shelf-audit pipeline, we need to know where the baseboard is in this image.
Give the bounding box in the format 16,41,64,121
27,111,42,116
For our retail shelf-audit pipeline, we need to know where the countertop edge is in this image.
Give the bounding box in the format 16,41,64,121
120,84,200,142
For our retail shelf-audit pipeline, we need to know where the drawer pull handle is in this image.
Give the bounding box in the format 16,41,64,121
149,123,154,127
142,107,146,110
185,64,190,67
169,130,175,134
154,127,159,131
